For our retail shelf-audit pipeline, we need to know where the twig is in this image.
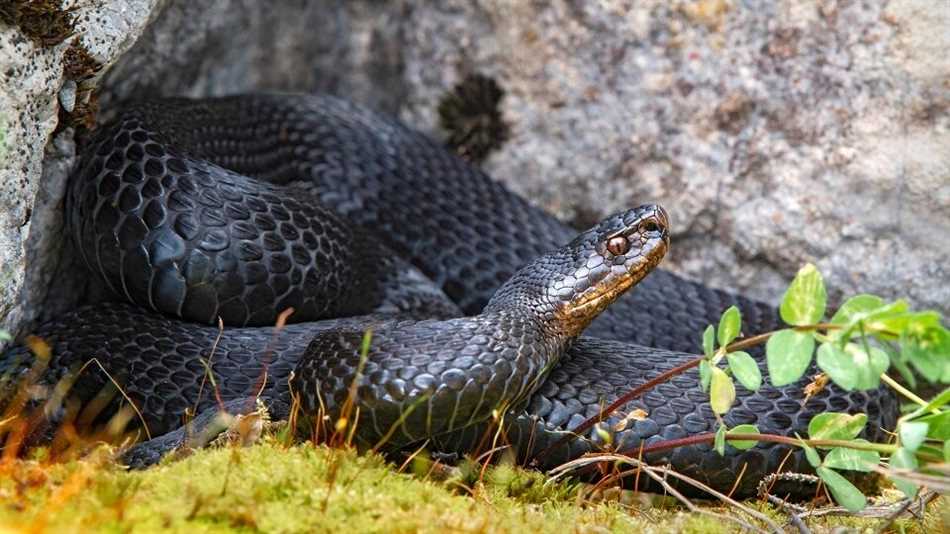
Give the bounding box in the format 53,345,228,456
532,324,834,463
76,358,151,440
874,491,938,532
622,432,902,458
757,472,938,521
640,463,784,533
531,355,704,462
549,454,777,533
756,473,817,533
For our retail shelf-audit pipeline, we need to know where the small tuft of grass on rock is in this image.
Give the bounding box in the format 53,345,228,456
62,40,102,81
0,0,78,47
437,73,510,164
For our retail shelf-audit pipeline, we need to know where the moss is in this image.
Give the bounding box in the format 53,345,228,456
437,74,510,164
58,88,99,132
0,440,944,533
0,0,78,47
63,40,102,81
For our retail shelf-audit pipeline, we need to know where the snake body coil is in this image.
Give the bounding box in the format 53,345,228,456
1,95,897,498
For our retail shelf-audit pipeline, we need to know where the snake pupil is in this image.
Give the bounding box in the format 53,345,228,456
606,236,630,256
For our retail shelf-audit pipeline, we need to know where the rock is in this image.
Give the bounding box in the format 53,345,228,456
1,0,947,342
396,0,950,312
0,0,161,337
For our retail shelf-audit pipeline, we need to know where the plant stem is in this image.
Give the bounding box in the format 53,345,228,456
540,324,823,460
622,432,943,463
724,331,775,352
880,373,933,412
623,432,900,457
529,355,705,463
541,319,933,466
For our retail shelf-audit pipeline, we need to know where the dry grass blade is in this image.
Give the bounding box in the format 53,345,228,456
874,491,939,533
369,395,427,453
875,465,950,494
194,317,226,413
547,453,779,533
75,358,151,440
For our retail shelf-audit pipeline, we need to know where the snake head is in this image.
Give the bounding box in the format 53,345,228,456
485,204,670,337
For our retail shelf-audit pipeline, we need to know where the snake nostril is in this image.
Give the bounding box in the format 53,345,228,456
640,220,661,234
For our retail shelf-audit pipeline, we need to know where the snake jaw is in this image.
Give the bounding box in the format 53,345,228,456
554,205,670,337
557,244,668,336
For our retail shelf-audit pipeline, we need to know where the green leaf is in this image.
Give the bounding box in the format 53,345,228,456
944,439,950,462
916,411,950,440
822,443,879,472
816,342,890,391
797,434,822,467
714,424,726,456
921,387,950,413
702,325,715,358
829,296,914,343
899,421,929,452
889,447,919,498
699,360,712,392
709,367,736,415
802,443,821,468
830,295,885,326
902,324,950,383
727,424,759,450
829,294,884,343
903,311,944,336
808,412,867,444
718,306,741,347
816,466,867,512
890,354,917,390
726,351,762,391
766,329,815,386
780,263,827,326
864,306,925,340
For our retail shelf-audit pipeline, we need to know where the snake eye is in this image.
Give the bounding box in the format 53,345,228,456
606,236,630,256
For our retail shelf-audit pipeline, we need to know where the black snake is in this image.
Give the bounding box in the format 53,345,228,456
0,94,897,498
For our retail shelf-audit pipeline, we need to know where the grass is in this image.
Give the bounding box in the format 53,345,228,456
0,437,945,533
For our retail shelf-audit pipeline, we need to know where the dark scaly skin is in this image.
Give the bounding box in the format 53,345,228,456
1,309,895,497
67,114,387,326
4,207,669,459
2,95,898,497
436,337,899,497
111,95,778,349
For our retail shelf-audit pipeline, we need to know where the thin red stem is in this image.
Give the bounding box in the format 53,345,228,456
529,355,704,464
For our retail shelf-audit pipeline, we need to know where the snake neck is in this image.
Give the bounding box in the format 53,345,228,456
482,249,607,340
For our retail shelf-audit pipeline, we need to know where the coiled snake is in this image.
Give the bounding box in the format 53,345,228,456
1,95,897,497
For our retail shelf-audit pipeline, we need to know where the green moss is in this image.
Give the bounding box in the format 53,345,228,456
0,441,945,533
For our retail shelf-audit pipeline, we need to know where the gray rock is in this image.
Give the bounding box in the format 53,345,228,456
0,0,162,337
1,0,947,343
396,0,950,312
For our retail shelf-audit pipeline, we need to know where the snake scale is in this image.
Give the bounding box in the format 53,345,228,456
1,94,897,498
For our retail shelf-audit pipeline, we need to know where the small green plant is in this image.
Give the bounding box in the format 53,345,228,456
696,263,949,511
